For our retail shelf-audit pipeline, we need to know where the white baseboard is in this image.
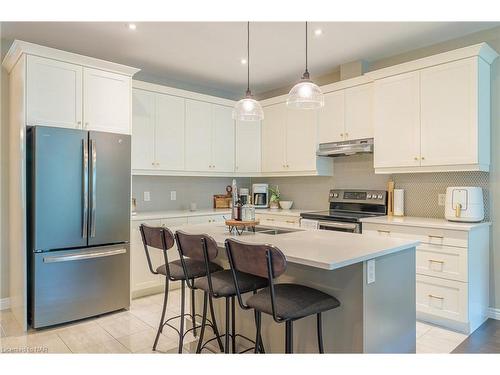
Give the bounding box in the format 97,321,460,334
0,297,10,311
488,307,500,320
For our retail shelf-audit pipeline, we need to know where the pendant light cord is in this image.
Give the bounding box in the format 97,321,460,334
246,21,250,95
305,21,308,74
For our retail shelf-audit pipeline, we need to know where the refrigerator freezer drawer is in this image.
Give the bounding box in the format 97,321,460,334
31,244,130,328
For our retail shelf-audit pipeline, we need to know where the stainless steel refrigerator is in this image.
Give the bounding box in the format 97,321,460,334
27,126,131,328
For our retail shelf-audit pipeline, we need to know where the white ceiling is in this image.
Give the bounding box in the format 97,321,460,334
2,22,498,99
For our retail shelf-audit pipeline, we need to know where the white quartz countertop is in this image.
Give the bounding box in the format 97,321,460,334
131,209,231,221
171,223,419,270
131,208,312,221
360,215,491,231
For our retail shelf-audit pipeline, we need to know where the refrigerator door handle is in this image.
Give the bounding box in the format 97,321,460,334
82,138,89,238
90,139,97,238
42,248,127,263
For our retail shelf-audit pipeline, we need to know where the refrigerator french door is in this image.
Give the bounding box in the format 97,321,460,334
27,126,131,328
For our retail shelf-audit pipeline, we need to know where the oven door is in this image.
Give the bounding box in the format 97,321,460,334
318,220,361,233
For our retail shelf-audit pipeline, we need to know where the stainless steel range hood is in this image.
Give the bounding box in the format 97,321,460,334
317,138,373,157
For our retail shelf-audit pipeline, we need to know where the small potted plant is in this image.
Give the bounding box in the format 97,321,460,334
269,185,280,209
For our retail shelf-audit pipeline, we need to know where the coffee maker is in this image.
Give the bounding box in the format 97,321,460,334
252,184,269,208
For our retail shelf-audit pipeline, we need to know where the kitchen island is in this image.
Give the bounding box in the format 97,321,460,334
174,223,419,353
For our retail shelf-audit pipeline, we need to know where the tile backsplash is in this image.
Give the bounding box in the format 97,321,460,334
392,171,490,219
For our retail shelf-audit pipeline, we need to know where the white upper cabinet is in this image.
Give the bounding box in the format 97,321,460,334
26,55,83,129
155,93,185,170
419,58,481,167
373,71,421,169
83,68,131,134
235,120,261,173
261,102,332,176
261,103,286,172
344,83,373,140
286,109,317,171
132,89,155,170
318,90,344,143
185,99,212,172
369,43,497,173
211,105,235,172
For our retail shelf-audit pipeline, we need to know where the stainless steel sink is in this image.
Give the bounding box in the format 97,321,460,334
247,226,303,235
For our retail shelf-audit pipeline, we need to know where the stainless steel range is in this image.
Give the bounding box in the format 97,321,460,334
300,189,388,233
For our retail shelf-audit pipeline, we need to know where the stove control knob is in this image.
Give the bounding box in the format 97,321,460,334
367,194,372,199
377,194,383,199
333,193,339,198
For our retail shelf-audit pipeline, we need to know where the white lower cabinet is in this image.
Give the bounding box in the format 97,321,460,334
363,221,489,334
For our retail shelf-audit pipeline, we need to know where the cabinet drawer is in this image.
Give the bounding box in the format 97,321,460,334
161,217,188,228
362,223,468,248
416,244,467,282
255,213,301,227
416,274,468,323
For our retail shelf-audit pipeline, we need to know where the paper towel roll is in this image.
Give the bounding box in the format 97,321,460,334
393,189,405,216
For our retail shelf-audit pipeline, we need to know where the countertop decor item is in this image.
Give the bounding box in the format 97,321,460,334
225,219,260,235
279,200,293,210
387,180,395,216
393,189,405,216
232,22,264,121
445,186,484,222
269,185,280,209
287,22,324,109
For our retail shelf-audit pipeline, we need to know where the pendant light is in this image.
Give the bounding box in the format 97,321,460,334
232,22,264,121
287,22,324,109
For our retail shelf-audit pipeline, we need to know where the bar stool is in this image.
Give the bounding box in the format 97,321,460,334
225,238,341,354
175,231,268,353
139,224,224,353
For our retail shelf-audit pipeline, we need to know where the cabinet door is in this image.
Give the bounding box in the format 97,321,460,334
261,103,286,172
373,72,421,168
420,58,478,166
26,55,82,129
132,89,156,170
286,108,318,171
130,219,163,294
83,68,131,134
318,90,345,143
344,83,373,140
235,120,261,173
185,100,212,172
156,93,185,170
211,105,235,172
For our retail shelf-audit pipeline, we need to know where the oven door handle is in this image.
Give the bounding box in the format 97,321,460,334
318,221,358,230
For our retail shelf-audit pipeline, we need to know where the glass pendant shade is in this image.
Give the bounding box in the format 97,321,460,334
286,78,324,109
232,91,264,121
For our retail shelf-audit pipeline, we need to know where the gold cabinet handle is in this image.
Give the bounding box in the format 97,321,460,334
266,218,275,221
421,156,425,160
428,294,444,300
377,229,391,234
428,235,444,240
286,220,296,224
429,259,445,264
414,156,419,161
340,133,344,138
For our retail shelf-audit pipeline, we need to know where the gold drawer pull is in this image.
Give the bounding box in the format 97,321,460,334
428,235,444,239
377,230,391,234
286,220,296,224
429,259,444,264
266,218,275,221
428,294,444,300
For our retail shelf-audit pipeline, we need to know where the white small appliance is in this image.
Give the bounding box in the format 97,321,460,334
252,183,269,208
445,187,484,222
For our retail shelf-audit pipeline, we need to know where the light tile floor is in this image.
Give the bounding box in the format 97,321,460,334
0,290,467,354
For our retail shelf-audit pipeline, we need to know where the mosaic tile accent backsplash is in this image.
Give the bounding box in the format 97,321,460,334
392,171,490,220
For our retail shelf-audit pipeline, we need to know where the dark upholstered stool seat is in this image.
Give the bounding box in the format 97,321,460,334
156,259,223,280
194,270,268,297
246,283,340,321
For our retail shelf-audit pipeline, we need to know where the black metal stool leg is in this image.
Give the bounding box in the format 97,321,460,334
254,311,262,353
317,313,324,353
285,321,293,354
178,280,186,353
208,295,224,351
153,277,169,351
191,283,197,337
224,297,230,353
196,292,208,353
231,296,236,354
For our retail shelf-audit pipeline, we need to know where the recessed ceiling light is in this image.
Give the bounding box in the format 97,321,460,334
128,23,137,31
314,29,322,36
240,58,247,65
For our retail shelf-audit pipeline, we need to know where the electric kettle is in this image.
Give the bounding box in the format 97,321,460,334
445,187,484,222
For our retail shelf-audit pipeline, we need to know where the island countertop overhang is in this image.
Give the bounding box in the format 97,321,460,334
170,223,420,270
